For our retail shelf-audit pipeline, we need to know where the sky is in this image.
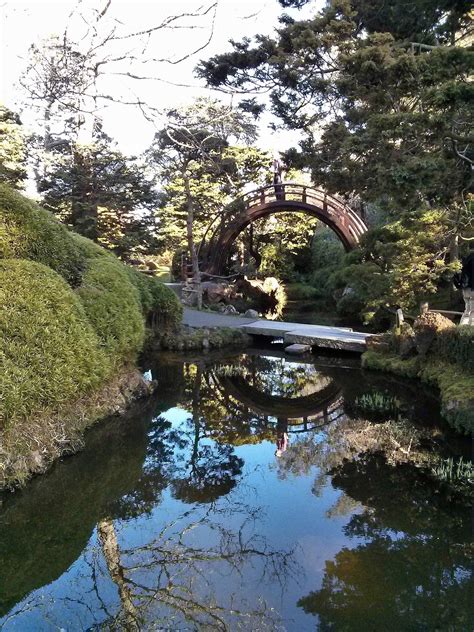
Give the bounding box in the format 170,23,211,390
0,0,319,156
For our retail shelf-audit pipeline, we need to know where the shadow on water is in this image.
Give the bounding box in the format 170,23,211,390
0,349,472,629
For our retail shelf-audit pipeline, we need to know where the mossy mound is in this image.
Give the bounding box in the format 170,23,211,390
0,184,85,286
0,259,110,428
77,258,145,364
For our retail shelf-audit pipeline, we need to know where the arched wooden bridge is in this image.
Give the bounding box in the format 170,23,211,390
199,182,368,276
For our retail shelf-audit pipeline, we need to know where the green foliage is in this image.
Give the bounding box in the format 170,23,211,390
419,361,474,434
0,184,86,286
37,129,158,259
126,267,182,332
147,99,269,256
431,456,473,490
354,392,401,418
328,210,458,321
0,104,27,188
432,325,474,371
0,259,110,428
77,258,145,363
285,282,320,301
200,0,473,239
362,350,473,433
69,231,115,260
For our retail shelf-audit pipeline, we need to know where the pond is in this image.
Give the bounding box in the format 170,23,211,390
0,350,472,631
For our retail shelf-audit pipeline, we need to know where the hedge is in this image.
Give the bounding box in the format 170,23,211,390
77,258,145,364
126,267,182,331
0,184,85,286
432,326,474,372
0,259,110,428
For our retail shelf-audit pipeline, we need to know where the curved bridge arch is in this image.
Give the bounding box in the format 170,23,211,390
212,373,344,432
200,183,368,276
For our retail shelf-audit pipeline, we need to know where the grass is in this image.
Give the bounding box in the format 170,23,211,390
154,264,171,283
354,392,401,418
284,282,321,301
362,350,474,433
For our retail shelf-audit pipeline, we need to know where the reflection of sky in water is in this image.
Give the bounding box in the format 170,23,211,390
0,354,471,631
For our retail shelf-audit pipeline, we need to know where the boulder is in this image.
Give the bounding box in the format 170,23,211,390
244,309,259,319
202,281,231,304
223,304,239,315
366,333,391,353
413,311,455,356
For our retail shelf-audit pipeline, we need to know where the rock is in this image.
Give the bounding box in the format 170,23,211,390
366,333,391,353
202,281,231,304
414,311,455,356
285,343,312,355
223,304,239,315
244,309,259,319
399,334,416,359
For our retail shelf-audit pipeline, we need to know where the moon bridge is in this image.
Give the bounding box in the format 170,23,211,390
199,182,368,276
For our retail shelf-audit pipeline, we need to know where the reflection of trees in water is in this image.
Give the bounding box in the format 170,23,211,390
223,354,332,399
5,500,298,630
269,410,473,629
297,454,473,630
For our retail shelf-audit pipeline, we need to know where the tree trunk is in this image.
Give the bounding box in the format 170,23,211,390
97,518,140,631
183,172,202,309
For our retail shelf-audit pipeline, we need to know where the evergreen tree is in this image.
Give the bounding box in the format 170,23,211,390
0,105,27,188
38,127,159,260
147,99,269,302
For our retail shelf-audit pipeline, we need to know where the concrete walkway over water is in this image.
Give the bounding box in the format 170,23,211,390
182,308,373,352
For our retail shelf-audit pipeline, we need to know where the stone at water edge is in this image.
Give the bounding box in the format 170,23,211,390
285,343,312,355
223,304,239,315
413,311,455,356
244,309,259,319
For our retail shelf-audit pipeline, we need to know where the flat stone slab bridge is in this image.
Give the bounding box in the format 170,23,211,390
182,308,373,353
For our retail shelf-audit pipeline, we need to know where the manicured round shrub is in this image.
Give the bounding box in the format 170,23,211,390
126,268,182,331
77,258,145,363
145,275,182,331
0,184,86,286
0,259,110,428
69,231,115,261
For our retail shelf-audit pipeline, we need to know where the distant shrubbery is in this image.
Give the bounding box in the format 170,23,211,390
0,184,182,430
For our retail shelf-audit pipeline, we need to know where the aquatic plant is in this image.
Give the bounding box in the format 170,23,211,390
431,457,473,489
354,392,401,418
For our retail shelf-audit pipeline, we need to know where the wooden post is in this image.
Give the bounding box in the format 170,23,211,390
395,308,404,334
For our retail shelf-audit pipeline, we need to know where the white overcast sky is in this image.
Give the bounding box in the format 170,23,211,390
0,0,320,155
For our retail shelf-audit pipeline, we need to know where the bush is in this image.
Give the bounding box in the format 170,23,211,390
0,259,110,428
69,231,115,261
126,268,182,331
0,184,85,286
145,275,183,330
432,326,474,371
77,258,145,363
285,282,320,301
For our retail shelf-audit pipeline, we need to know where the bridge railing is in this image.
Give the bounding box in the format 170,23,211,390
198,182,368,261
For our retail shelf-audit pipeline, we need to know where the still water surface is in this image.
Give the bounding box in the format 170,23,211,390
0,350,472,630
